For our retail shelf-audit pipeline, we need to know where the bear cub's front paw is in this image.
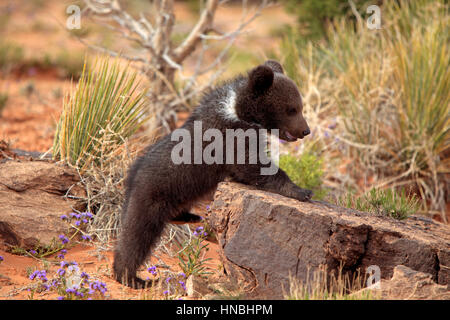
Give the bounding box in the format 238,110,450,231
294,188,313,202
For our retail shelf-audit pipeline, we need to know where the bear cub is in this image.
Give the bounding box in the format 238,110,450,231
113,60,312,288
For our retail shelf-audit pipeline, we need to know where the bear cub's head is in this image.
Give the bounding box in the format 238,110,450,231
236,60,310,142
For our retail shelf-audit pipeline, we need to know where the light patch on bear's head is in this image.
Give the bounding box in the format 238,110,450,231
218,89,239,122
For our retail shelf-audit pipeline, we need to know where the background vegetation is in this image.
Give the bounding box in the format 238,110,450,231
278,0,449,222
0,0,448,300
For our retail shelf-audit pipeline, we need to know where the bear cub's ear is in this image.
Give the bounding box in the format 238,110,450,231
264,60,284,74
248,65,274,95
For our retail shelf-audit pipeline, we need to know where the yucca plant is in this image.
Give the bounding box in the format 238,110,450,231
53,56,149,171
387,10,449,206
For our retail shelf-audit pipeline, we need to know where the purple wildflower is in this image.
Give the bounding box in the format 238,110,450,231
84,212,93,218
60,214,68,220
58,235,69,244
147,266,157,276
193,226,207,237
29,270,47,282
90,280,107,295
193,226,203,237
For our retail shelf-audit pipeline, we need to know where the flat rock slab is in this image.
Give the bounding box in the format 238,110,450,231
0,161,85,250
209,182,450,299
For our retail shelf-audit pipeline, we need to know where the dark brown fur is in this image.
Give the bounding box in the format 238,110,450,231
113,60,312,288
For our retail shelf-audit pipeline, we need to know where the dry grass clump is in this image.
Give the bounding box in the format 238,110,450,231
284,265,378,300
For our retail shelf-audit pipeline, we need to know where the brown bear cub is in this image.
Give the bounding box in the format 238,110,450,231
113,60,312,288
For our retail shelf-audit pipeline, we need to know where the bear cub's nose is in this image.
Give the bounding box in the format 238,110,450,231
302,129,311,136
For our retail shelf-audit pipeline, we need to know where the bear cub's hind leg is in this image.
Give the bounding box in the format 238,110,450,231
170,211,203,224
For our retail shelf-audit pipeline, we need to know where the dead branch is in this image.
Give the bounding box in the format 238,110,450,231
83,0,271,134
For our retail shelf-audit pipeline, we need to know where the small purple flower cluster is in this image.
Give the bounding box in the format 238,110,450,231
193,226,208,238
28,259,108,300
162,272,188,299
178,280,186,291
0,255,4,263
57,261,78,276
57,249,67,260
89,280,107,295
60,212,94,240
147,265,157,276
59,234,69,245
61,211,94,222
29,270,48,282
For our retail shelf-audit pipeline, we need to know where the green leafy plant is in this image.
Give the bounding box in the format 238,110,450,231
279,153,327,200
52,56,149,172
281,0,372,40
336,188,420,220
178,227,212,277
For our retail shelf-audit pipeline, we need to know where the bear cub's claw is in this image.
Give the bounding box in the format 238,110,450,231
295,188,313,202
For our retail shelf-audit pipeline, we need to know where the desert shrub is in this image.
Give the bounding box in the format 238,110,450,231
335,188,420,220
0,41,24,73
279,153,327,200
0,91,8,117
282,0,375,39
278,0,449,220
52,56,148,172
52,50,85,79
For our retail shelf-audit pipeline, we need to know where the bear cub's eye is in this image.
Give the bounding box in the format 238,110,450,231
287,107,298,116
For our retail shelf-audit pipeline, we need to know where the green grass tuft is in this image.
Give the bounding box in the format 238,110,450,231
336,188,420,220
